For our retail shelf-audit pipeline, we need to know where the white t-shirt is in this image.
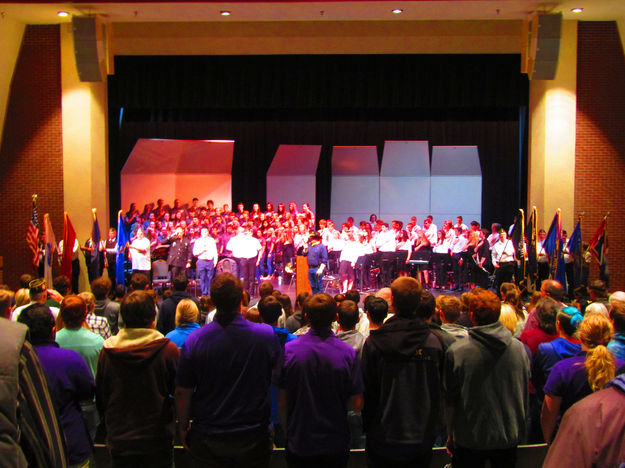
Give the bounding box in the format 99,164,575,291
130,237,151,270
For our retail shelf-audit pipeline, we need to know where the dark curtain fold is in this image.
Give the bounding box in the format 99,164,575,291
108,54,528,226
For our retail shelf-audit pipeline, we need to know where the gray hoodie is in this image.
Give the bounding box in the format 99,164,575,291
444,321,529,450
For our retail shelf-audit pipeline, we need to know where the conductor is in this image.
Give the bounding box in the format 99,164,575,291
305,233,328,294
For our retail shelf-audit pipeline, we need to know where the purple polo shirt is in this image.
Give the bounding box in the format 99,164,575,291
544,352,625,415
278,327,364,456
176,313,281,435
34,340,95,465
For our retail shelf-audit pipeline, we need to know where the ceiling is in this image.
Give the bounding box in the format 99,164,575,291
0,0,624,24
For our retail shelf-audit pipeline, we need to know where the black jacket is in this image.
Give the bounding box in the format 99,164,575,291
362,315,445,456
165,235,192,268
157,291,198,336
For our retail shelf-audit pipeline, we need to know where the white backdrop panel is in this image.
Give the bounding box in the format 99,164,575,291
331,146,379,223
380,141,430,176
267,175,317,212
431,146,481,176
176,174,231,209
122,138,234,209
121,174,176,211
266,145,321,212
267,145,322,175
379,177,430,224
331,175,379,224
430,175,482,225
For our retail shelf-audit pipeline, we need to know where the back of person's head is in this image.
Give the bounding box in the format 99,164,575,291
121,290,156,328
608,291,625,308
198,295,214,312
391,277,423,317
436,294,462,323
365,296,388,325
375,287,392,307
113,284,126,300
276,294,292,316
499,304,518,334
258,281,274,298
210,273,243,314
60,295,87,329
0,289,14,319
542,280,564,301
468,288,501,326
504,289,525,318
295,291,311,311
175,299,199,326
585,302,609,318
78,291,95,313
334,293,345,304
173,274,189,292
304,293,337,329
415,291,435,320
558,306,583,338
499,282,518,299
535,297,559,334
91,276,112,300
19,273,34,289
588,280,608,298
28,278,47,303
129,272,149,291
579,314,615,392
243,307,262,323
53,275,71,296
15,288,30,308
610,301,625,333
17,304,55,342
344,289,360,305
258,296,282,325
338,300,359,330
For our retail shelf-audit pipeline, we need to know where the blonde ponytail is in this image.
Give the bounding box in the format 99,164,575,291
579,314,615,392
585,345,615,392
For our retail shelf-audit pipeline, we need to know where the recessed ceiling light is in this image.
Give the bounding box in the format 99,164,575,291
220,10,231,16
57,11,69,17
392,8,403,14
571,7,583,13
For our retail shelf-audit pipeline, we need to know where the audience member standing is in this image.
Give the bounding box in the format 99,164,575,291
278,292,363,468
165,299,201,348
175,273,281,467
0,317,67,467
96,290,179,468
157,275,198,336
444,288,529,467
18,304,95,467
362,277,444,467
56,295,104,378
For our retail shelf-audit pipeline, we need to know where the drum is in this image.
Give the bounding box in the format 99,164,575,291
216,257,239,277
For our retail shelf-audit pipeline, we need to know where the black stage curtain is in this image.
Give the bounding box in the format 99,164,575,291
108,54,528,226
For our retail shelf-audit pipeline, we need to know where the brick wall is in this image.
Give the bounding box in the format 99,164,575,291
0,25,63,289
575,21,625,290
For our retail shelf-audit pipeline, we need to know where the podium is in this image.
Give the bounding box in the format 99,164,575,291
296,255,313,296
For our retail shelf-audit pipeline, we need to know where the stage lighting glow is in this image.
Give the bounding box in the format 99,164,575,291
571,8,583,13
220,10,231,16
392,8,403,14
57,11,69,17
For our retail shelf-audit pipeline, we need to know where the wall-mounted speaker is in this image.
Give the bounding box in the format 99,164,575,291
523,13,562,80
72,16,102,82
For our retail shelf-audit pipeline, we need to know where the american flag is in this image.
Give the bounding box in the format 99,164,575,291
26,195,39,267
